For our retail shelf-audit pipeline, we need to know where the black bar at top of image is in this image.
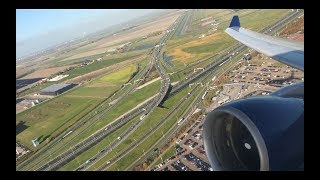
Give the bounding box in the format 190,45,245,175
15,0,305,9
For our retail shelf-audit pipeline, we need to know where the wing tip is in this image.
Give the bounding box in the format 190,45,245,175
229,15,240,28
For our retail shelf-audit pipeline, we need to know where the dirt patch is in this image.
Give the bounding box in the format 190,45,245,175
201,16,213,22
287,34,304,41
16,67,34,79
280,15,304,37
62,14,180,62
168,31,223,62
61,48,107,62
201,20,215,27
95,14,180,49
20,65,76,79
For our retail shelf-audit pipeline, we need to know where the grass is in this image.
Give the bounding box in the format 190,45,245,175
16,96,100,151
168,52,224,82
66,64,137,98
16,64,137,152
106,87,200,170
163,9,290,68
20,63,154,170
127,35,161,52
218,9,291,32
153,145,176,167
17,51,145,98
58,114,141,171
63,54,141,80
182,33,234,54
202,87,223,107
77,80,162,139
169,72,185,82
88,87,190,170
28,80,162,170
165,31,236,65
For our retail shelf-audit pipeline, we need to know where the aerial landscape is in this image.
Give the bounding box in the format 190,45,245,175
16,9,304,171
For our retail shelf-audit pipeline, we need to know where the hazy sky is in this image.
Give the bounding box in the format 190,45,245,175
16,9,160,59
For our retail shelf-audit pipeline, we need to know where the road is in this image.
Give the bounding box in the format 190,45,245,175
82,10,303,171
36,13,184,171
96,73,202,171
17,56,154,171
21,50,154,171
124,10,304,170
20,10,302,171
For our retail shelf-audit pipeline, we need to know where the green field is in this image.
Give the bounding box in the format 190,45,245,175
16,96,101,151
182,33,234,55
19,62,156,170
26,79,161,170
88,87,190,170
66,64,137,98
16,64,137,150
218,9,291,31
152,145,176,167
53,44,147,66
127,34,162,52
161,9,291,71
17,9,294,171
107,87,201,170
62,53,142,80
59,114,141,171
17,51,145,98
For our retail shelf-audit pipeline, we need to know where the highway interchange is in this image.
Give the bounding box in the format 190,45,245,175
16,10,303,171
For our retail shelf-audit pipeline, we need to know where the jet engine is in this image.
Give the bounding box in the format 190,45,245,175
203,82,304,170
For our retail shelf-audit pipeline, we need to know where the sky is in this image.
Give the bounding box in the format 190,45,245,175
16,9,159,59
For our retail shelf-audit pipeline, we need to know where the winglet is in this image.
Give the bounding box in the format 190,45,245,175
229,15,240,27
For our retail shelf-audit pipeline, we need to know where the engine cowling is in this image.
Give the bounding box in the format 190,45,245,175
203,83,304,171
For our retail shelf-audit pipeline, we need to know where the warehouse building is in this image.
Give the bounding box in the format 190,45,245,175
39,83,76,96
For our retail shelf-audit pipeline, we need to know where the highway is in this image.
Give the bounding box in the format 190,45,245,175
170,10,302,96
96,73,202,171
35,14,184,171
124,10,304,170
79,10,302,171
19,10,302,171
20,46,155,171
127,58,224,170
19,13,185,171
75,15,186,171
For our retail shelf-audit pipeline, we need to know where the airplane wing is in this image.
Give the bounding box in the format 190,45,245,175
225,16,304,71
203,15,304,171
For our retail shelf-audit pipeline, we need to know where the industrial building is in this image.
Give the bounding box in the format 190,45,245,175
39,83,76,96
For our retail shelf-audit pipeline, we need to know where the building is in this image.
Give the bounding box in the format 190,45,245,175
39,83,76,96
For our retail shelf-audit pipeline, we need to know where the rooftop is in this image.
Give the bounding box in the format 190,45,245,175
40,83,72,93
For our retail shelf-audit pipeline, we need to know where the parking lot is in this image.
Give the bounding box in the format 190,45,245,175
152,53,304,171
152,115,212,171
207,55,304,112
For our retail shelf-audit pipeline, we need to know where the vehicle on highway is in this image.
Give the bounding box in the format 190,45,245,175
140,114,147,120
62,131,73,139
177,117,185,126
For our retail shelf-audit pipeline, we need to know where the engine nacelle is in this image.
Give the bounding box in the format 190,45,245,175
203,83,304,171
